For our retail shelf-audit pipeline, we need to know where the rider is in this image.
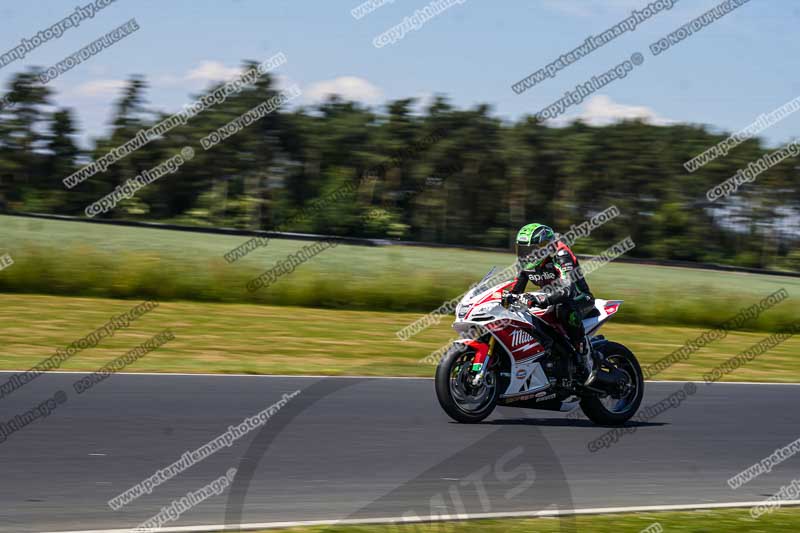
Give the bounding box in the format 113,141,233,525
506,223,596,381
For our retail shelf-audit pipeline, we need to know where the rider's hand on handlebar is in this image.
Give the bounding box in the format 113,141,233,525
524,293,549,308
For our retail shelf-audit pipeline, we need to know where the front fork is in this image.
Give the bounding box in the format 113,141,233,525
470,336,495,386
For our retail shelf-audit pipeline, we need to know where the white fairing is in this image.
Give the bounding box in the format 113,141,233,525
453,281,529,332
583,298,623,336
506,357,550,398
452,271,622,399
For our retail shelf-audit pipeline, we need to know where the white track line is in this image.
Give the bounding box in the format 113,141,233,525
647,380,800,386
0,370,797,385
41,500,800,533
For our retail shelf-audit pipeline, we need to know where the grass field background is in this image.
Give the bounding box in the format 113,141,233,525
245,507,800,532
0,294,797,382
1,215,798,333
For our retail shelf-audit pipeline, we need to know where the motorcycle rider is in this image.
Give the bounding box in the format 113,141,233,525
504,223,596,383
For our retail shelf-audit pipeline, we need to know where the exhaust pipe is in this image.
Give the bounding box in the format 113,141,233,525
584,364,628,394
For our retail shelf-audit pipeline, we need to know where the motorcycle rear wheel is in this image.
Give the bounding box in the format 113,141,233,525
435,344,498,423
580,341,644,426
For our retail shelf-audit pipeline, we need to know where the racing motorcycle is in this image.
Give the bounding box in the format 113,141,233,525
435,268,643,425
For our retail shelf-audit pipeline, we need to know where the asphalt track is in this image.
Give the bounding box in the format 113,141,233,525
1,372,799,532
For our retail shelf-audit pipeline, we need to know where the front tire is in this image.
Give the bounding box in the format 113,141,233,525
435,344,498,423
580,341,644,426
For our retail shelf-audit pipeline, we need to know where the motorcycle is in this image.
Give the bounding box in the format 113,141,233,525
435,267,644,425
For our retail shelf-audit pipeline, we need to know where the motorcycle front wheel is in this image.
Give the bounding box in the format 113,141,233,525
435,344,498,423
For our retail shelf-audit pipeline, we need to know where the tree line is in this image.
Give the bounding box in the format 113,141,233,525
0,65,798,270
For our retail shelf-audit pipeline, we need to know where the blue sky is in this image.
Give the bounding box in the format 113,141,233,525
0,0,797,148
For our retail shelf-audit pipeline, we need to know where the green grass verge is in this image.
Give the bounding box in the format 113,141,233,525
238,506,800,532
1,294,798,382
1,215,798,332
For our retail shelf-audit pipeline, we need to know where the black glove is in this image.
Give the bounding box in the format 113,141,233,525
525,293,549,308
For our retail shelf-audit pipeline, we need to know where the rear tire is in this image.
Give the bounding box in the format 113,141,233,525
435,344,497,423
580,341,644,426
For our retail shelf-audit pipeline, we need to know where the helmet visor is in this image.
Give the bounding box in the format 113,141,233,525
516,242,549,265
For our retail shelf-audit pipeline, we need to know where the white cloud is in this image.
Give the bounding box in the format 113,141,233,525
151,61,245,88
412,91,436,114
304,76,383,105
69,79,128,97
556,95,672,126
185,60,243,83
273,73,296,92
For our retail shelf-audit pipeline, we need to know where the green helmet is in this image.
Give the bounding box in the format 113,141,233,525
516,223,556,269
